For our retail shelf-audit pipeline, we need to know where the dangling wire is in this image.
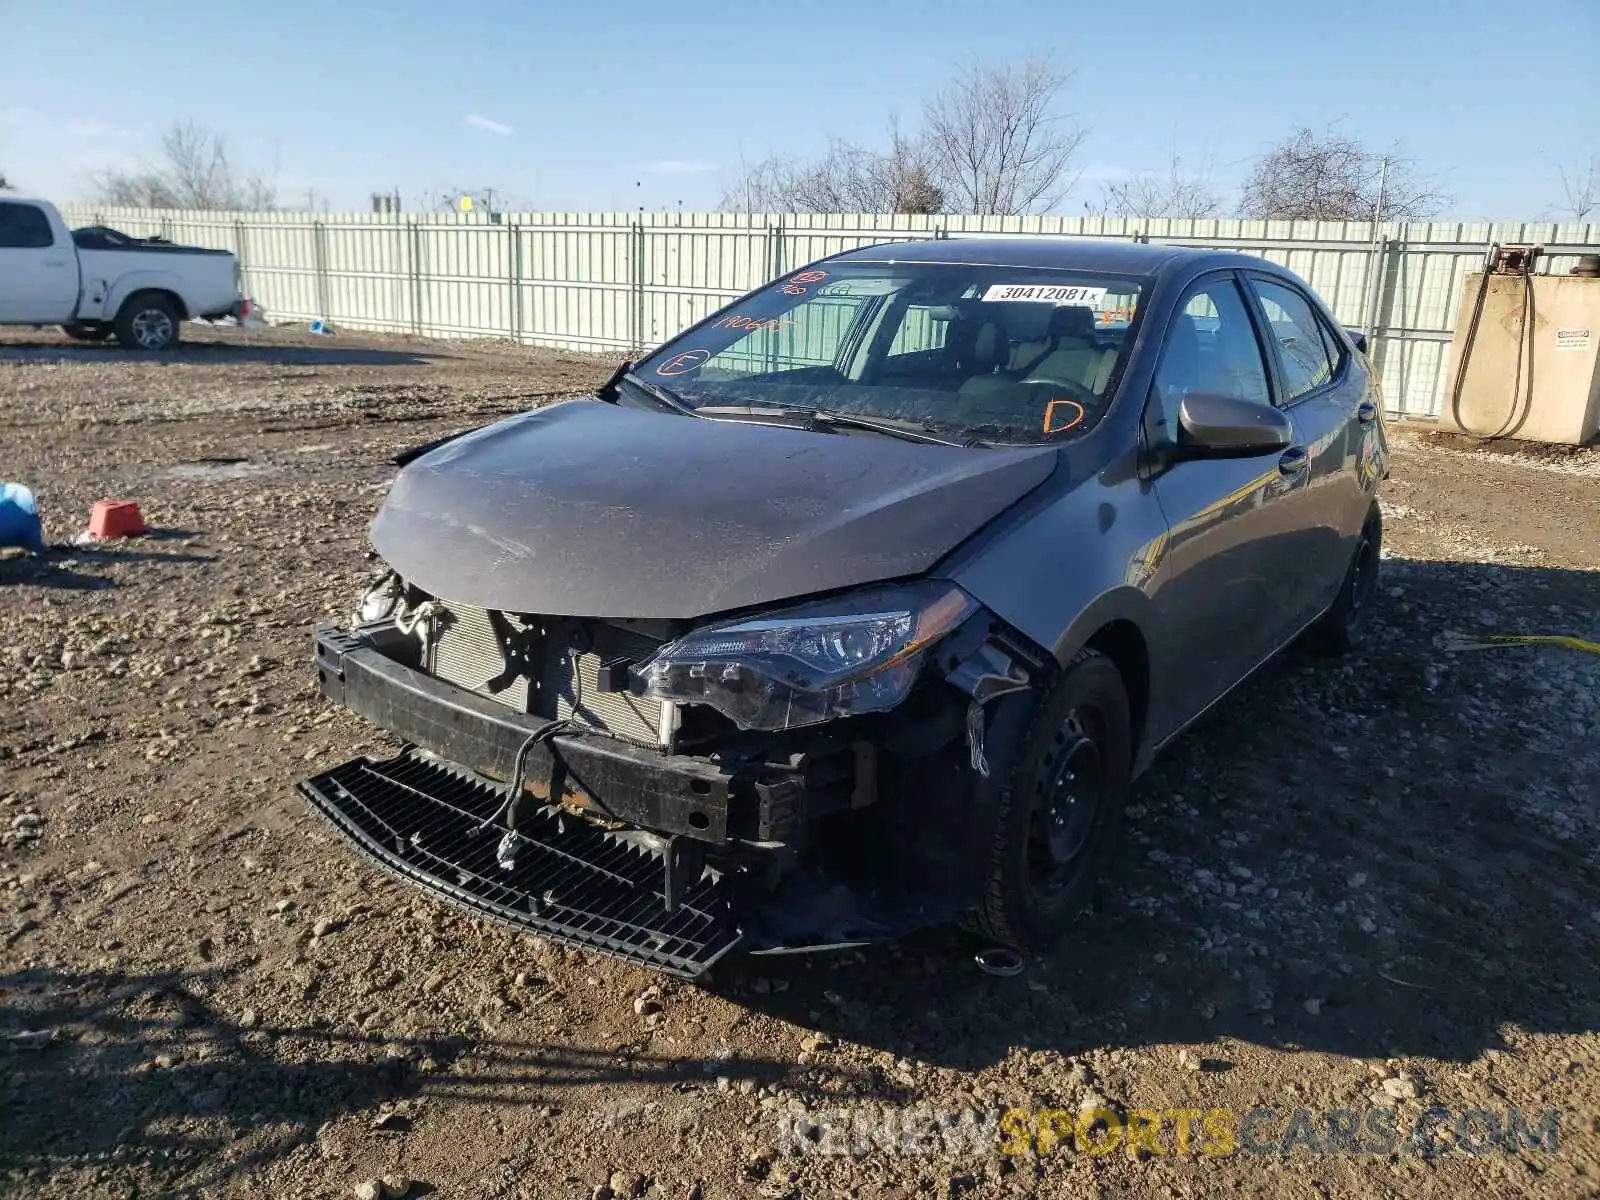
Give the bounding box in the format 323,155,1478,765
479,718,572,834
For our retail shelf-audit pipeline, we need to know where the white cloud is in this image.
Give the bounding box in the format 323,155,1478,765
67,119,131,139
465,114,513,136
647,159,716,176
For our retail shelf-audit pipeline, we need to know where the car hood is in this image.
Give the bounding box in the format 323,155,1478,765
372,399,1057,619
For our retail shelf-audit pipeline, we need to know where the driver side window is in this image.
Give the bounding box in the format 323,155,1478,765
1148,276,1272,445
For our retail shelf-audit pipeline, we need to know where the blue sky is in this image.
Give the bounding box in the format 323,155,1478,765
2,0,1595,218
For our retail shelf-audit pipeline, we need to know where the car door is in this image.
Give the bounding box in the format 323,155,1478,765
0,201,78,323
1243,274,1371,627
1142,271,1311,739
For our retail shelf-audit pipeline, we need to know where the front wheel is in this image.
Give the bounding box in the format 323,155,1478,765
113,292,181,351
965,649,1132,952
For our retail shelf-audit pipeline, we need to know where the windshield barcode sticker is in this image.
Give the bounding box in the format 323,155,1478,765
982,284,1108,306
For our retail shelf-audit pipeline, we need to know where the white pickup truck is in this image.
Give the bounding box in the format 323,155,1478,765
0,195,248,350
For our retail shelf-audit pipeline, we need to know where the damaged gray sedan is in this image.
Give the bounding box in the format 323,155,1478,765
299,238,1388,977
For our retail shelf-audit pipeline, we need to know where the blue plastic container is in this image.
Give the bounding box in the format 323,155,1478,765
0,483,44,552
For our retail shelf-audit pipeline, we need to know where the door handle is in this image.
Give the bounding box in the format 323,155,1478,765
1278,446,1309,476
1357,401,1378,424
44,258,68,267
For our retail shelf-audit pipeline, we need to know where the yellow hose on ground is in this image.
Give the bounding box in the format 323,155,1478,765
1444,633,1600,655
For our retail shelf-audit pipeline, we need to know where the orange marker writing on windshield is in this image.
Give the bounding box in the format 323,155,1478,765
1043,399,1085,434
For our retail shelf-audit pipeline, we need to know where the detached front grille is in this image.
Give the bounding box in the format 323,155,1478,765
298,750,740,977
428,605,666,746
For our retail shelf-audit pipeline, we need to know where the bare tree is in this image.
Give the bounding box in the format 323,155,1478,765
0,169,11,191
1239,127,1446,221
1101,151,1221,220
1554,155,1598,221
869,120,944,214
1240,127,1447,222
721,57,1082,216
922,56,1086,215
720,154,791,214
91,121,276,210
721,125,944,215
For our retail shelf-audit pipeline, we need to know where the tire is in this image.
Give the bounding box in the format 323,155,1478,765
1312,505,1382,656
113,292,181,351
61,323,112,342
965,648,1133,952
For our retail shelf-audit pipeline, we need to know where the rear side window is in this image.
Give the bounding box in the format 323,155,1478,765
1252,278,1335,401
0,202,55,249
1314,314,1348,375
887,304,950,357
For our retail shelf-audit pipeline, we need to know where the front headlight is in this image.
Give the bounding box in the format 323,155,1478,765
636,582,977,731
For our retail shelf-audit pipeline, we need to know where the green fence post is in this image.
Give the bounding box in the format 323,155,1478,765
768,220,785,280
312,220,330,321
232,220,249,301
508,222,522,343
1365,234,1395,379
632,220,646,352
409,221,423,336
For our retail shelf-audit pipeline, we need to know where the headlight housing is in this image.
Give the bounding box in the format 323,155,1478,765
351,570,401,628
636,582,977,731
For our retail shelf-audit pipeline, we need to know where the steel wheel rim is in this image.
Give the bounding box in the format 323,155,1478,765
1026,710,1105,902
131,308,173,348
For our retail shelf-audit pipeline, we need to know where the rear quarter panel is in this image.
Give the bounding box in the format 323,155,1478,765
83,250,240,321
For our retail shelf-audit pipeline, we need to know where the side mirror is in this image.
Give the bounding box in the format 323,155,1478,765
1176,392,1293,458
1345,328,1369,355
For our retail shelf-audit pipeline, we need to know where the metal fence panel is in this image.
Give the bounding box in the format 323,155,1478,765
641,221,772,350
517,221,638,351
57,205,1598,419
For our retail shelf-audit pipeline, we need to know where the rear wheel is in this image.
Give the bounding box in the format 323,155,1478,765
966,649,1132,952
61,322,112,342
1312,506,1382,655
113,292,181,351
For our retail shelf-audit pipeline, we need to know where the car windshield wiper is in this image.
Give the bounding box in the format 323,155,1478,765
809,408,983,448
620,371,699,416
695,404,980,448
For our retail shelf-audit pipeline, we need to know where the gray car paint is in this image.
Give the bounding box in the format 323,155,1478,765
372,399,1057,619
915,248,1385,764
373,239,1385,771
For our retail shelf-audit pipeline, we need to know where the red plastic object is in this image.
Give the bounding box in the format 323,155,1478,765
87,500,147,540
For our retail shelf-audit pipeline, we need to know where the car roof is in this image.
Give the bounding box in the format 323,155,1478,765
825,236,1263,278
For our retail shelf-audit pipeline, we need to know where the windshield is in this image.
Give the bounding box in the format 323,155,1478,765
632,262,1146,445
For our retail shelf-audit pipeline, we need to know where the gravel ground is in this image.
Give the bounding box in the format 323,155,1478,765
2,325,1598,1200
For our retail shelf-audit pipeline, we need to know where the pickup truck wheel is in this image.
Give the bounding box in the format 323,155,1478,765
1311,506,1382,655
114,293,181,351
61,323,112,342
965,648,1132,953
